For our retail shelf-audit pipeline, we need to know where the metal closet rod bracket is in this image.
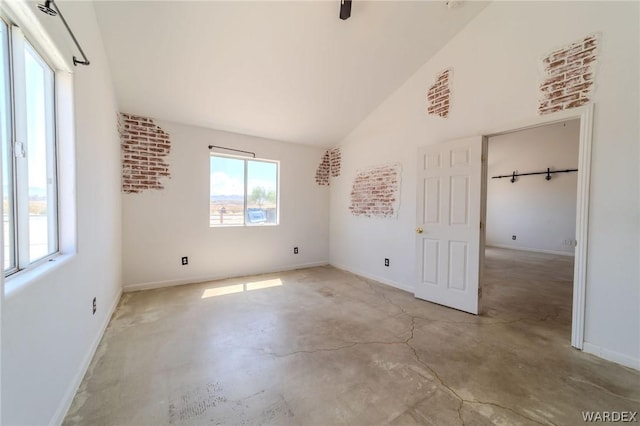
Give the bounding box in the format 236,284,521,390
491,168,578,183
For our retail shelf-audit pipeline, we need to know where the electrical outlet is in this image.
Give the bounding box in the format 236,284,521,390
384,258,390,267
294,247,299,254
92,297,96,315
512,235,517,240
181,256,188,265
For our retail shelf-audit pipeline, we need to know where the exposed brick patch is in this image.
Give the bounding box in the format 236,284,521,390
315,151,331,186
349,164,401,218
427,69,452,118
329,148,341,177
315,148,341,185
539,34,599,115
119,113,171,194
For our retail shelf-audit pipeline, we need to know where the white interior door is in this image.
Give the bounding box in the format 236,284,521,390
415,137,483,314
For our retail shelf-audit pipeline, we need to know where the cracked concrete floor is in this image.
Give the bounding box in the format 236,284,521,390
64,248,640,425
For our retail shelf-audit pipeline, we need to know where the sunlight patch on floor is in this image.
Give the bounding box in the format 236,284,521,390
201,278,283,299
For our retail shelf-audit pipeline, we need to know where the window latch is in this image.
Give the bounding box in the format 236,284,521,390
14,141,25,158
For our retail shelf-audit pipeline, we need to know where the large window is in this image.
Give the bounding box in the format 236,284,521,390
210,155,278,227
1,21,58,275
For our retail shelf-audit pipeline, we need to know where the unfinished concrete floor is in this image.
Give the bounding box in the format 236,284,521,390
64,248,640,425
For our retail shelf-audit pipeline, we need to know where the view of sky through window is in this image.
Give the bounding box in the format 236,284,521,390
25,44,53,262
210,156,278,226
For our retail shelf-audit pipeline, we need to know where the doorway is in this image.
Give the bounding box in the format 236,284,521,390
481,105,594,349
482,119,580,339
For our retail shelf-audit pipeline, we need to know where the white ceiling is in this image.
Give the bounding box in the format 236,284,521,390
94,1,488,147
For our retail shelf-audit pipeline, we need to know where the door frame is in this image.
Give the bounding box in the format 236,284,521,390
480,104,594,350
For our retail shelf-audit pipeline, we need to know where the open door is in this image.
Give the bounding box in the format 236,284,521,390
415,136,483,314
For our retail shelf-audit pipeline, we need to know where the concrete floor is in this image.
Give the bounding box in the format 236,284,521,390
64,248,640,425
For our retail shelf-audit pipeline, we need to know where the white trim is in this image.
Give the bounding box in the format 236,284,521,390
583,342,640,371
332,262,414,294
482,106,593,139
50,288,123,426
482,103,593,352
571,104,594,350
486,244,574,257
124,261,329,292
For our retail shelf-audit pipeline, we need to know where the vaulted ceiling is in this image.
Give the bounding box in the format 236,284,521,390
94,1,488,147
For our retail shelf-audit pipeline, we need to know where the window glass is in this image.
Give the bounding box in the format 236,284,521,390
24,42,57,263
247,160,277,225
210,155,278,227
210,156,245,226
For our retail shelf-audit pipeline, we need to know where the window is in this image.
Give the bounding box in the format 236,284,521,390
210,155,278,227
1,22,58,275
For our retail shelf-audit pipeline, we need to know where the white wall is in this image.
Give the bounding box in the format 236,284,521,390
330,2,639,368
486,120,580,255
122,122,329,291
1,2,122,425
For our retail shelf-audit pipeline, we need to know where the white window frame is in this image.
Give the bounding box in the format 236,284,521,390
1,20,60,277
209,154,280,227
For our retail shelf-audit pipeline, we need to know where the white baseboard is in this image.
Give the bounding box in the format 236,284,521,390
51,287,123,426
123,261,329,292
486,244,575,257
330,262,414,294
583,342,640,371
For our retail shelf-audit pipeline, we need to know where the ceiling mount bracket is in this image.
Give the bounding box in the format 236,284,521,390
340,0,352,20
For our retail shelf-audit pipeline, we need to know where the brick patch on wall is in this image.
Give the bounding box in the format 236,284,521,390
539,34,599,115
427,69,451,118
329,148,341,177
315,148,341,186
119,113,171,193
349,163,401,218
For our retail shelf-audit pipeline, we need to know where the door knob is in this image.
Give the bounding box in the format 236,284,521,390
416,227,423,234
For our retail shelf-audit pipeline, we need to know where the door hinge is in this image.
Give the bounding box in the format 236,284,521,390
480,221,483,230
478,287,483,298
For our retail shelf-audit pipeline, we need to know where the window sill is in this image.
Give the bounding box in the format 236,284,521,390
4,252,74,299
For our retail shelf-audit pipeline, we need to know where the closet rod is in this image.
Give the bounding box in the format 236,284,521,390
208,145,256,158
37,0,90,66
492,168,577,179
492,168,577,183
